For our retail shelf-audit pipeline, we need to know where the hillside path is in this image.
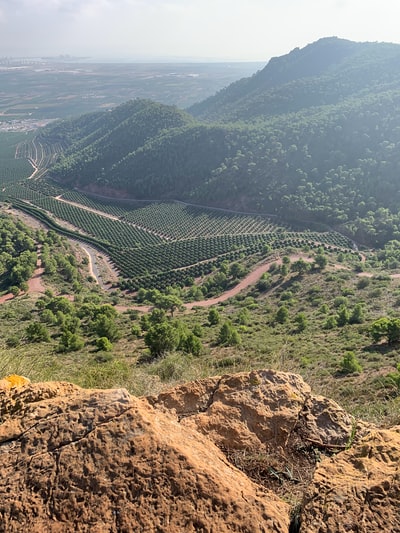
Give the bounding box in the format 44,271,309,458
116,253,311,313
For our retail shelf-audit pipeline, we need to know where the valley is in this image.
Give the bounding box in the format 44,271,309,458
1,37,400,430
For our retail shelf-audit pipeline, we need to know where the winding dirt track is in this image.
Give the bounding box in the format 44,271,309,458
2,249,400,312
184,254,306,309
115,254,311,313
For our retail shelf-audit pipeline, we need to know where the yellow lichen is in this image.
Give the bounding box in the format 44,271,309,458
0,374,31,389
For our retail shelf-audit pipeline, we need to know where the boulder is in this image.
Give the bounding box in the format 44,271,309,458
149,369,360,450
2,370,398,533
0,380,289,532
300,427,400,532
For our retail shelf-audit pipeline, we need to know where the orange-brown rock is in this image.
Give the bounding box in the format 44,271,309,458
2,370,400,533
149,369,360,450
300,427,400,532
0,380,289,532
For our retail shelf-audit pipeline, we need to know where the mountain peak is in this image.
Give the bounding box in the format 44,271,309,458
258,36,360,83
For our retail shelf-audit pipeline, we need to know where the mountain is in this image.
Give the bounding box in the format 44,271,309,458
189,37,400,121
41,38,400,246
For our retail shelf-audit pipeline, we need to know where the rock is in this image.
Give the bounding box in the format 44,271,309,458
0,380,289,532
2,369,397,533
300,427,400,532
149,369,369,512
149,369,360,450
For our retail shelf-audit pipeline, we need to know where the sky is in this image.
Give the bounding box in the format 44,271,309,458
1,0,399,61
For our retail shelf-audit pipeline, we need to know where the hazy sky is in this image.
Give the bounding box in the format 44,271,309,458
1,0,399,61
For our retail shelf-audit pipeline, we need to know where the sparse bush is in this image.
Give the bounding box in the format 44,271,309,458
217,321,241,346
6,335,20,348
96,337,113,352
340,351,362,374
276,305,289,324
208,307,220,325
25,322,50,343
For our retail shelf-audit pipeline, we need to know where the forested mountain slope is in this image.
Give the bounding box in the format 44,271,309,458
41,38,400,246
189,37,400,121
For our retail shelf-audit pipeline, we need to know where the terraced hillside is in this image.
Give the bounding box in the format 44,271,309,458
2,135,354,291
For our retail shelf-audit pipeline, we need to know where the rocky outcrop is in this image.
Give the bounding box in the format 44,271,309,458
300,427,400,532
0,380,289,532
149,369,371,521
149,369,361,450
0,370,399,533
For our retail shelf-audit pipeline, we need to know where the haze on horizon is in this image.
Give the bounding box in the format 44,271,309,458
1,0,399,62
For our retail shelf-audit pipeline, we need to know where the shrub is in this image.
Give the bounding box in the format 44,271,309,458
131,324,142,337
93,314,120,341
208,308,220,325
340,351,362,374
58,330,84,352
6,335,20,348
294,312,307,332
181,333,202,356
217,321,241,346
324,316,337,329
336,304,350,327
276,305,289,324
144,321,180,357
25,322,50,343
96,337,113,352
357,278,370,289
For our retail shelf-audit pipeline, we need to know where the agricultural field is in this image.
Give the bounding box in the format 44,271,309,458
2,126,400,436
0,132,34,186
0,60,264,120
2,136,356,293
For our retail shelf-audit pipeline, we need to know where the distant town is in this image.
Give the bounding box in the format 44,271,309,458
0,118,56,132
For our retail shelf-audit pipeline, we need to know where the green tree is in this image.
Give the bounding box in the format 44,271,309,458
149,308,167,325
41,309,56,325
229,262,245,279
336,304,350,327
181,332,202,356
25,322,50,343
350,303,365,324
324,316,337,329
280,264,289,277
10,286,20,297
314,253,328,270
237,307,251,325
192,323,203,337
58,330,84,352
155,294,184,316
387,318,400,344
256,272,271,292
291,258,311,276
276,305,289,324
340,351,362,374
217,321,241,346
93,314,120,341
294,312,307,332
144,321,180,357
208,307,220,325
96,337,113,352
369,317,400,344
